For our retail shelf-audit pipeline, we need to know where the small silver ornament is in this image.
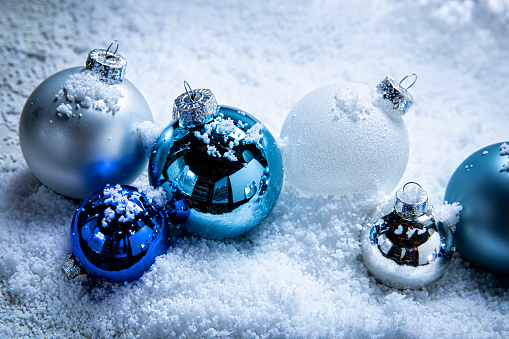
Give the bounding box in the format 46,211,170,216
361,182,454,289
19,41,153,200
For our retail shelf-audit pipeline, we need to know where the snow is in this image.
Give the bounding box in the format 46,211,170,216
1,0,509,338
55,71,124,114
136,120,163,157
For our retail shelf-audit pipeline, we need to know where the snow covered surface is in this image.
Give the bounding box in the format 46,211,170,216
1,0,509,337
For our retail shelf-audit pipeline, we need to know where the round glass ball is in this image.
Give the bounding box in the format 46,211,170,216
149,105,284,240
70,185,169,283
444,142,509,274
19,67,153,200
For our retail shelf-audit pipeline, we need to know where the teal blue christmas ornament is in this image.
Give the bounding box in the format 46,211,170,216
444,142,509,275
63,182,188,283
149,82,284,240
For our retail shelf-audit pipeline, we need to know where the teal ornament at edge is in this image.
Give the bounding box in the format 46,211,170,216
444,142,509,274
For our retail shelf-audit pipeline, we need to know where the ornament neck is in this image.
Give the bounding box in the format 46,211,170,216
172,82,219,129
394,182,428,220
377,74,416,115
85,40,127,85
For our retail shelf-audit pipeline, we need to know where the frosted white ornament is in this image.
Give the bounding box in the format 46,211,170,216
280,75,416,197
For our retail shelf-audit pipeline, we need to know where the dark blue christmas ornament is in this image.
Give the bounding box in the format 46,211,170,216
63,183,188,283
444,142,509,275
149,82,284,240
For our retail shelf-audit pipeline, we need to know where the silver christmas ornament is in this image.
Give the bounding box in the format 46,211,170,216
361,182,454,289
19,41,153,200
280,74,416,197
149,82,284,240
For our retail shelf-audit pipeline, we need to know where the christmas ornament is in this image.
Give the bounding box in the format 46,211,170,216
361,182,454,289
149,82,284,240
280,74,416,197
19,41,153,200
444,142,509,274
63,182,189,283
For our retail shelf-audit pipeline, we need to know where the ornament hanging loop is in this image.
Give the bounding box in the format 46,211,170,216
399,73,417,90
86,40,127,84
403,181,421,190
183,81,196,101
106,40,120,57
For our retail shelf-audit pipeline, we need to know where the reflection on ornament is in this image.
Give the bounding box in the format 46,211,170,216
64,182,188,283
280,75,416,197
149,82,283,240
19,41,153,200
361,182,454,289
444,142,509,274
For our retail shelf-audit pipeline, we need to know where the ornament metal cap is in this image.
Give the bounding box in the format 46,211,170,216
394,182,428,220
62,253,90,284
377,74,416,115
173,81,219,128
85,40,127,85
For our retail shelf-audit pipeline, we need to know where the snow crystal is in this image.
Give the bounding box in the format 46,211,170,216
55,71,124,115
102,207,115,227
433,202,463,232
332,83,378,122
223,149,238,161
501,161,509,172
500,142,509,155
244,122,264,146
194,130,211,144
136,120,162,157
206,145,221,157
194,116,263,162
102,184,143,224
138,184,168,208
56,103,73,117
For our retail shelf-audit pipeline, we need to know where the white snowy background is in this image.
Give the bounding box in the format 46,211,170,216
1,0,509,337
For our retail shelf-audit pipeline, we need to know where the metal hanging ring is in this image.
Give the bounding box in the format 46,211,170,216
399,73,417,90
106,40,120,55
183,81,196,101
403,181,422,191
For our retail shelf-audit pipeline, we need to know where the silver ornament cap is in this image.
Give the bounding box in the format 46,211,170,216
377,74,416,115
394,182,429,220
85,40,127,84
172,82,219,128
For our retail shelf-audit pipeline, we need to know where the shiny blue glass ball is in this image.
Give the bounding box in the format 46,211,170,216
444,142,509,274
70,185,169,283
149,105,284,240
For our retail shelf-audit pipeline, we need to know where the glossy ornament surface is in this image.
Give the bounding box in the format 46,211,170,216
444,142,509,274
68,184,169,283
149,84,283,240
19,42,153,200
361,182,454,289
280,75,416,197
